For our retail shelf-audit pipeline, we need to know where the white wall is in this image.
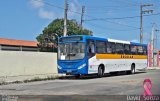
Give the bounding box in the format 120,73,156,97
0,51,57,82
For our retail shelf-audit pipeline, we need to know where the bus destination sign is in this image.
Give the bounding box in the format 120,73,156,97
59,36,82,42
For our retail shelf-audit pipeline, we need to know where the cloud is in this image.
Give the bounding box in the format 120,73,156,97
69,0,79,16
131,39,139,43
38,8,55,20
29,0,56,20
30,0,44,8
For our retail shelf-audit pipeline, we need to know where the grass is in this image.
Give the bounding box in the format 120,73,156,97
0,81,8,85
0,75,60,85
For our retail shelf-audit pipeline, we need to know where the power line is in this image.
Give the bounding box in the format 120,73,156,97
86,5,137,8
118,0,140,7
87,22,118,35
86,5,139,10
33,0,140,29
34,0,85,16
86,22,140,38
85,16,140,21
86,22,138,32
86,4,139,12
103,20,139,29
35,0,64,9
84,12,160,21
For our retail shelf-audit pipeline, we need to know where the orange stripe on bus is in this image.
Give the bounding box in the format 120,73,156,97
96,54,147,59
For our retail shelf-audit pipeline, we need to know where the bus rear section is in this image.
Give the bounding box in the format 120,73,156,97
87,38,148,76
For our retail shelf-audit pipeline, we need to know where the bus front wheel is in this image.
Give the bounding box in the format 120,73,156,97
75,74,81,79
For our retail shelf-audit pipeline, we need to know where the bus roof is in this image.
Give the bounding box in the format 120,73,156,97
130,42,147,46
59,35,147,46
108,38,130,44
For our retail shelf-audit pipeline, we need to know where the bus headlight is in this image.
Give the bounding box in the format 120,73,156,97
58,65,62,69
78,64,86,69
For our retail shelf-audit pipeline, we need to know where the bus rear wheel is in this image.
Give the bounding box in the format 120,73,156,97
97,66,104,78
131,64,135,74
126,64,135,74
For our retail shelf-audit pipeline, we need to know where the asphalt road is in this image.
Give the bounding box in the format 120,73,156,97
0,70,160,101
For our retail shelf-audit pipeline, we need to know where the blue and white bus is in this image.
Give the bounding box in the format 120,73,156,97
58,35,147,78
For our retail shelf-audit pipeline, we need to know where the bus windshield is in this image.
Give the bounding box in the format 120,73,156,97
58,42,85,60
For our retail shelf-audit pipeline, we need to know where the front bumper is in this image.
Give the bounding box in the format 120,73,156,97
58,67,88,75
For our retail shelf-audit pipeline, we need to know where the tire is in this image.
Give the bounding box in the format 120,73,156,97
98,66,103,78
126,64,135,74
75,74,81,79
131,64,135,74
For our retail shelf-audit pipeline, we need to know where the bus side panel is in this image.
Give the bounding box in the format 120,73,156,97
88,56,97,74
127,59,147,70
88,55,147,74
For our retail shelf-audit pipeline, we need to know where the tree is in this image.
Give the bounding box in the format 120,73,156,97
36,18,92,52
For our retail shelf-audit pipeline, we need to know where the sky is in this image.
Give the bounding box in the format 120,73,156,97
0,0,160,49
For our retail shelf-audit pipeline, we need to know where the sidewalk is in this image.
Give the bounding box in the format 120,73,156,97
146,67,160,70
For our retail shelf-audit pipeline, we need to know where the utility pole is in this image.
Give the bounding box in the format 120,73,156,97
64,0,68,36
155,29,160,67
155,29,159,49
140,5,143,44
140,4,153,43
80,6,85,34
151,23,155,67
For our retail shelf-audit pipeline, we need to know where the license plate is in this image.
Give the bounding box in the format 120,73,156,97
67,70,72,73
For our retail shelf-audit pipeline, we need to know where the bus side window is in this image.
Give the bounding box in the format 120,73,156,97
137,46,143,55
87,39,95,58
116,43,124,54
143,46,147,55
124,44,131,54
106,42,116,54
87,40,95,53
111,42,116,54
106,42,112,53
96,41,106,54
131,45,137,55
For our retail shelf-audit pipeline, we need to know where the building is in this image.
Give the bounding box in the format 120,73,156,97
0,38,38,51
158,50,160,67
147,43,160,67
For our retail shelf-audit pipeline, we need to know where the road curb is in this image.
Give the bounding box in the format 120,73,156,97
146,67,160,70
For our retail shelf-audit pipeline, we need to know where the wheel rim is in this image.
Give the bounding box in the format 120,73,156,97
100,68,102,75
131,67,135,74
